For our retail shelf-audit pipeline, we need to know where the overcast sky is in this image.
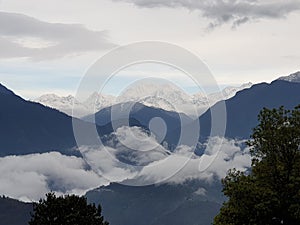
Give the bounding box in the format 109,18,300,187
0,0,299,98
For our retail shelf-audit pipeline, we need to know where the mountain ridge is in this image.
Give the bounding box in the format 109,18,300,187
34,82,252,118
278,71,300,83
0,83,14,95
198,79,300,140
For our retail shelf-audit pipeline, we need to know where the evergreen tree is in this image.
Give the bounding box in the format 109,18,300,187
214,105,300,225
29,192,109,225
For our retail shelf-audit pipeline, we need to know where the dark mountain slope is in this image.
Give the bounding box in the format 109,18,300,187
0,83,100,156
0,196,32,225
86,102,194,148
198,80,300,140
86,181,223,225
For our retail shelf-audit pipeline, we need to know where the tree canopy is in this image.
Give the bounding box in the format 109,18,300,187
29,192,109,225
214,105,300,225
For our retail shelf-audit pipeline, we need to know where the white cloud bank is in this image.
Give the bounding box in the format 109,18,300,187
0,152,108,202
82,127,251,186
0,127,251,201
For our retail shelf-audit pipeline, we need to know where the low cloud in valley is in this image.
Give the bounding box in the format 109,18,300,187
0,126,251,201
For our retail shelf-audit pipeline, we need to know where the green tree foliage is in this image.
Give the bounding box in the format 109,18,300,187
29,192,109,225
214,105,300,225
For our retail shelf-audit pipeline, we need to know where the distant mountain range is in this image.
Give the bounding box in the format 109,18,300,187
34,82,252,118
1,72,299,154
1,71,299,157
84,74,300,147
34,93,116,118
1,71,300,225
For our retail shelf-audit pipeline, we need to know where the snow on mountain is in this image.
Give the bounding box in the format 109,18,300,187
82,92,116,113
115,81,252,116
35,93,116,118
35,94,85,117
118,81,196,114
118,81,192,105
191,82,253,116
278,71,300,83
204,82,253,104
34,82,252,118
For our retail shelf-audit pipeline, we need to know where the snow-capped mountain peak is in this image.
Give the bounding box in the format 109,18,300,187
278,71,300,83
214,82,253,100
118,81,191,104
35,94,78,108
35,92,116,118
34,82,253,118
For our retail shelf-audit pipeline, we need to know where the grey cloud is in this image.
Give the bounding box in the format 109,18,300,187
0,11,116,60
0,36,31,58
114,0,300,27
